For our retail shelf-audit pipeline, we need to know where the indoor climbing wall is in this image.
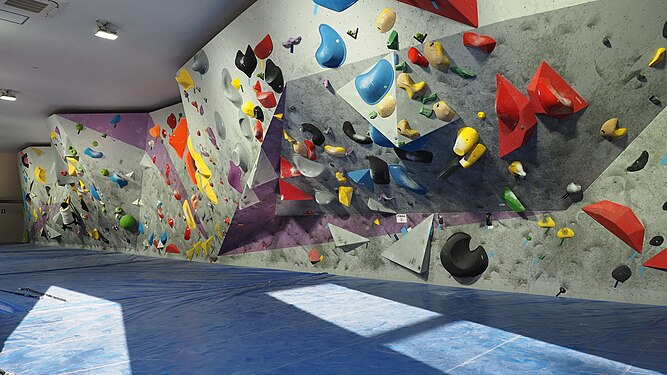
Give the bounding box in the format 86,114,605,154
18,0,667,306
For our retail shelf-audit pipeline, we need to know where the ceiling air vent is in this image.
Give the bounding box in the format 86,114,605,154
0,0,61,18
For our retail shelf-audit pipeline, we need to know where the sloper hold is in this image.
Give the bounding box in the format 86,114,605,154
191,50,209,74
328,223,369,251
235,45,257,78
583,200,645,253
368,156,390,184
175,69,195,91
355,58,394,105
279,179,314,201
254,34,273,59
343,121,372,144
389,165,427,195
496,73,537,158
265,59,284,93
316,24,347,68
221,68,243,107
394,148,433,163
313,0,357,12
292,155,326,178
382,214,434,274
228,160,243,193
367,197,396,214
397,0,478,27
347,169,374,190
440,232,488,278
315,190,337,205
527,61,587,118
643,248,667,271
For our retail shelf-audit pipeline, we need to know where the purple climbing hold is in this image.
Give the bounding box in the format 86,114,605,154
228,160,243,193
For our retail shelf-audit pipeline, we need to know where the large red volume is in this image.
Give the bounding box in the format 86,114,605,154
495,73,537,158
279,179,314,201
583,200,645,253
644,248,667,271
280,156,302,178
527,61,587,118
397,0,478,27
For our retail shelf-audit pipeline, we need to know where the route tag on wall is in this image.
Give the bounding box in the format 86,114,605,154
396,214,407,223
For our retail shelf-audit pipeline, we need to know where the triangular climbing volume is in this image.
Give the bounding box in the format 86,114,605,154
496,73,537,158
280,156,302,179
644,248,667,271
279,179,314,201
381,214,434,273
327,223,370,251
397,0,478,27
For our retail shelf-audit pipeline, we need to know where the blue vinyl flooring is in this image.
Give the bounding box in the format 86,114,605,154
0,244,666,374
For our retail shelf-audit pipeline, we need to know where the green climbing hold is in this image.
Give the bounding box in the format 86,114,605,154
119,214,138,232
387,30,399,50
369,111,378,119
114,207,124,215
451,66,477,79
256,72,264,79
501,187,526,213
421,93,438,104
75,123,84,134
101,168,109,176
419,106,433,118
69,148,77,156
92,141,98,146
395,61,408,72
414,33,427,44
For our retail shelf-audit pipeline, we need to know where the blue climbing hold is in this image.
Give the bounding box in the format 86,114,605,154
355,58,394,105
160,231,168,244
389,165,427,195
137,221,145,235
84,148,103,158
313,0,357,12
108,114,121,127
148,233,154,245
316,24,346,69
368,124,394,148
347,169,374,190
89,183,101,201
109,172,128,188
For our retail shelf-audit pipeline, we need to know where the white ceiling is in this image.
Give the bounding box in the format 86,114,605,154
0,0,255,151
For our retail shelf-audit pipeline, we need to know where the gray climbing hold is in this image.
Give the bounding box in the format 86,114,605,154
292,155,326,178
222,68,243,108
214,111,226,141
367,197,396,214
315,190,337,205
238,109,254,140
232,144,249,172
381,214,434,274
328,223,369,251
192,50,209,74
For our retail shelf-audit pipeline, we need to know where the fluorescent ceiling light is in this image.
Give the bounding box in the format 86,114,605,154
0,90,16,101
95,20,118,40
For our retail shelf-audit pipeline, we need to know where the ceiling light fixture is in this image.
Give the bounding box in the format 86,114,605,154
0,89,17,102
95,20,118,40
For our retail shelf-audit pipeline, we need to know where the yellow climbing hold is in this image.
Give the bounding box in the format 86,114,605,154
186,247,195,261
397,73,427,100
477,111,486,120
648,47,665,67
187,137,218,205
600,118,627,139
51,131,57,139
397,119,420,140
32,207,38,221
324,145,347,157
508,161,527,177
66,157,78,177
31,147,43,156
34,166,46,183
175,69,195,91
231,77,241,90
375,8,396,33
273,113,284,120
557,227,574,238
538,215,556,234
215,222,224,239
423,41,451,71
453,127,479,156
339,186,353,207
91,228,100,240
376,94,396,118
183,200,197,230
459,143,486,169
202,236,214,256
374,219,380,226
335,172,347,183
242,101,255,117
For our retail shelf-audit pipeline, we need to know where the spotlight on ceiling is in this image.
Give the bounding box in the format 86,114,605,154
95,20,118,40
0,89,17,102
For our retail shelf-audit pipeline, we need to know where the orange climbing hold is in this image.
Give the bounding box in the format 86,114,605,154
583,200,645,253
149,124,161,138
168,118,189,159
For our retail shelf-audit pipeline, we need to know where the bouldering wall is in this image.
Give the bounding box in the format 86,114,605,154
18,0,667,306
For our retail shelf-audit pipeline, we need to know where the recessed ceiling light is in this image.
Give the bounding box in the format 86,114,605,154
95,20,118,41
0,90,17,102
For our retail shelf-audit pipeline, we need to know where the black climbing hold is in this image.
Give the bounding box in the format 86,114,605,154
556,287,566,297
437,158,461,181
663,202,667,211
265,59,284,93
368,156,390,185
234,45,257,78
394,148,433,163
342,121,372,144
253,106,264,122
663,20,667,39
602,36,611,48
627,150,649,172
637,72,647,82
300,123,325,146
649,95,662,106
440,232,489,278
650,236,664,247
612,265,632,288
485,213,492,227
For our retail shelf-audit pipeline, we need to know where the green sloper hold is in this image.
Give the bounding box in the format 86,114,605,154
420,93,438,104
395,61,408,72
419,106,433,118
451,66,476,79
387,30,399,50
501,187,526,213
119,214,138,232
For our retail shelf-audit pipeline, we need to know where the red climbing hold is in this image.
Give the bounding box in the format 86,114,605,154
253,81,262,93
184,227,191,240
280,156,302,178
397,0,478,27
304,139,317,160
165,244,180,254
463,32,496,53
279,179,314,201
308,249,321,263
583,200,645,253
168,118,189,159
167,113,177,130
527,61,587,118
257,91,277,108
408,47,429,67
495,73,537,158
644,248,667,271
254,120,264,142
168,218,174,228
173,189,181,201
254,34,274,60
